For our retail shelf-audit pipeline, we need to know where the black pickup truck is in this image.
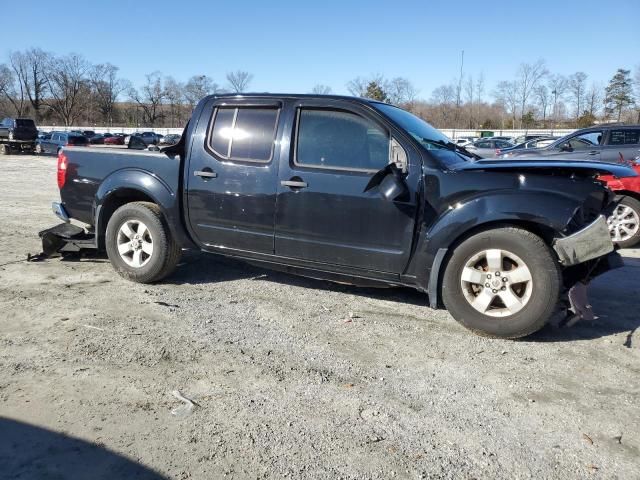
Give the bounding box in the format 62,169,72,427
0,117,38,154
48,94,634,338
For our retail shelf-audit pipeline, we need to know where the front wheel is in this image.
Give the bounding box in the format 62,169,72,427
607,196,640,248
105,202,181,283
35,144,43,155
442,227,561,339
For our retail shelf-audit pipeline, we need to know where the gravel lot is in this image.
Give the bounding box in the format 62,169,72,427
1,153,639,479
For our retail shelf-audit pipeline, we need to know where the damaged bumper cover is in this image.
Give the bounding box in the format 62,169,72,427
553,215,614,266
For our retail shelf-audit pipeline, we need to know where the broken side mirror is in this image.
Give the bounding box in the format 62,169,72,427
364,162,409,202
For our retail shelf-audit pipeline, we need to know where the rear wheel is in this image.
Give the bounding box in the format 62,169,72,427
607,196,640,248
442,227,561,339
105,202,181,283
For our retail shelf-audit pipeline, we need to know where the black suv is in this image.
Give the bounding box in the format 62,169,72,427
0,118,38,142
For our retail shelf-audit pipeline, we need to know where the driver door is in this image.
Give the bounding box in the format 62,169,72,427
274,100,419,274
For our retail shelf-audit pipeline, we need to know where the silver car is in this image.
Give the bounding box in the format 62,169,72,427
499,126,640,164
465,138,515,158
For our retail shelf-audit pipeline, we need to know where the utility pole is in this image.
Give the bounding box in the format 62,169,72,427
453,50,464,138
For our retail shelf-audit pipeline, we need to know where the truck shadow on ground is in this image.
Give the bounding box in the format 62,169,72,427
167,250,640,343
0,417,167,479
167,250,430,307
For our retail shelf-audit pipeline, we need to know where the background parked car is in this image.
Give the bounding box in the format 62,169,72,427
89,133,105,144
500,125,640,164
465,138,515,158
498,136,559,157
104,134,125,145
35,132,89,154
133,131,160,145
159,133,181,146
0,118,38,141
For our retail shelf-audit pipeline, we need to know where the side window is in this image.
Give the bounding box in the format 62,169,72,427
208,106,279,162
568,131,602,149
295,109,389,172
476,141,491,148
609,129,640,145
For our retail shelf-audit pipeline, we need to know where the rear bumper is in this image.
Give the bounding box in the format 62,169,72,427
553,215,614,266
52,202,70,223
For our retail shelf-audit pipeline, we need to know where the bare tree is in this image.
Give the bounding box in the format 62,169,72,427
585,82,602,117
493,81,519,128
184,75,220,109
533,84,550,125
9,49,51,122
387,77,417,107
310,84,332,95
90,63,129,125
430,84,456,126
548,74,567,124
164,76,185,127
568,72,588,121
0,63,27,116
44,53,91,126
129,71,166,126
226,70,253,93
516,60,548,128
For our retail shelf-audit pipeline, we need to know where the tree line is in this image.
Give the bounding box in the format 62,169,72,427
0,48,638,129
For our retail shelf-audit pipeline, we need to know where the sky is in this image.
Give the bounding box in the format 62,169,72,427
4,0,639,99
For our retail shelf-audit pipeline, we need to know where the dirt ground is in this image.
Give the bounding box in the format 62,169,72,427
1,153,639,479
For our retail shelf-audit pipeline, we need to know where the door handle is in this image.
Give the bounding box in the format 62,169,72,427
194,170,217,178
281,180,308,188
588,151,599,156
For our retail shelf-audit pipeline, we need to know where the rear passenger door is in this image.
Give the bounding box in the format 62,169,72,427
185,98,283,253
274,100,418,274
602,128,640,163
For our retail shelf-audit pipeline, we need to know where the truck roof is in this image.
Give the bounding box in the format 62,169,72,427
206,92,388,106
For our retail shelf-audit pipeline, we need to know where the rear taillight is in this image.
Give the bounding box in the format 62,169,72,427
57,152,68,189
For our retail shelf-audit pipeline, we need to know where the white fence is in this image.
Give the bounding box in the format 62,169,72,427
39,126,185,135
39,126,577,140
440,129,575,139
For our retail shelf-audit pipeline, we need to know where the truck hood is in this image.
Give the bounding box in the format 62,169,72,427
457,159,637,178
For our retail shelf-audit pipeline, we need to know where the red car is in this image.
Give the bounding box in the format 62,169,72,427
599,162,640,248
104,134,125,145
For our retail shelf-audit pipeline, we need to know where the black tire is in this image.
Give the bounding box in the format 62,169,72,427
441,227,561,339
608,196,640,249
105,201,181,283
34,144,43,155
0,144,9,155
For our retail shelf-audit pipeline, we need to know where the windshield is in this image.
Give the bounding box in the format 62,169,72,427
373,103,473,166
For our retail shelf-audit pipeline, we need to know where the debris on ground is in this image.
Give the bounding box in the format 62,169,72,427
171,390,199,418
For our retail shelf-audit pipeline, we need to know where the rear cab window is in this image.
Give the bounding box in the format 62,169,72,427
207,105,280,163
16,119,35,128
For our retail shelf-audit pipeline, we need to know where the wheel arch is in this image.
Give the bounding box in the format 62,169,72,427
429,220,559,309
94,168,193,250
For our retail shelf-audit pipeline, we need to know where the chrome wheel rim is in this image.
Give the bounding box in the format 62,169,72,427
116,220,153,268
460,249,533,317
607,204,640,243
